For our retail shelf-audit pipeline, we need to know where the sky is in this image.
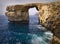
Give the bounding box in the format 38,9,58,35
0,0,60,15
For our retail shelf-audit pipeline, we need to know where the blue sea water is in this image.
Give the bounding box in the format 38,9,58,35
0,15,53,44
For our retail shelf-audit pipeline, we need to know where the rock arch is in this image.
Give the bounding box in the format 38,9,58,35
5,3,41,23
5,2,60,44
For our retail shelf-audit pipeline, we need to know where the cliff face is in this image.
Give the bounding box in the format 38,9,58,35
39,2,60,44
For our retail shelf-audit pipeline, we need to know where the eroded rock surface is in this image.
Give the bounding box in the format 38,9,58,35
5,2,60,44
5,3,40,23
39,2,60,44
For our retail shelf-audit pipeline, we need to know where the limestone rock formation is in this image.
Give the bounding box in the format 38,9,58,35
5,3,41,23
5,2,60,44
5,11,29,22
39,2,60,44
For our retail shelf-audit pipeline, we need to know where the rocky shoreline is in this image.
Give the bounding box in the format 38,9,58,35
5,2,60,44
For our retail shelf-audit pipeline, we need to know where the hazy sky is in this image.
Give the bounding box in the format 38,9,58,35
0,0,60,15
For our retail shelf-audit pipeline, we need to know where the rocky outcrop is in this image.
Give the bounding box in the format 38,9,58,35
5,2,60,44
5,5,29,23
5,3,41,23
39,2,60,44
52,36,60,44
5,11,29,22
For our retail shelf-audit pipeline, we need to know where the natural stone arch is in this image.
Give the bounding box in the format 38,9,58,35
5,2,60,44
5,3,40,23
28,7,39,24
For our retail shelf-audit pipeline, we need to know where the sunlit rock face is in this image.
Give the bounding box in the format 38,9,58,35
6,11,29,22
5,5,29,23
39,2,60,44
5,3,40,23
5,2,60,44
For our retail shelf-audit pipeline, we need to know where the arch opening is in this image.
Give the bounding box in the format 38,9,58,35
28,7,39,25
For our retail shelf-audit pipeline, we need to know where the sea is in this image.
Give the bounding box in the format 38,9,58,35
0,15,53,44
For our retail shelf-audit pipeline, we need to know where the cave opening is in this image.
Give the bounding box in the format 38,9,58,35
28,7,39,25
